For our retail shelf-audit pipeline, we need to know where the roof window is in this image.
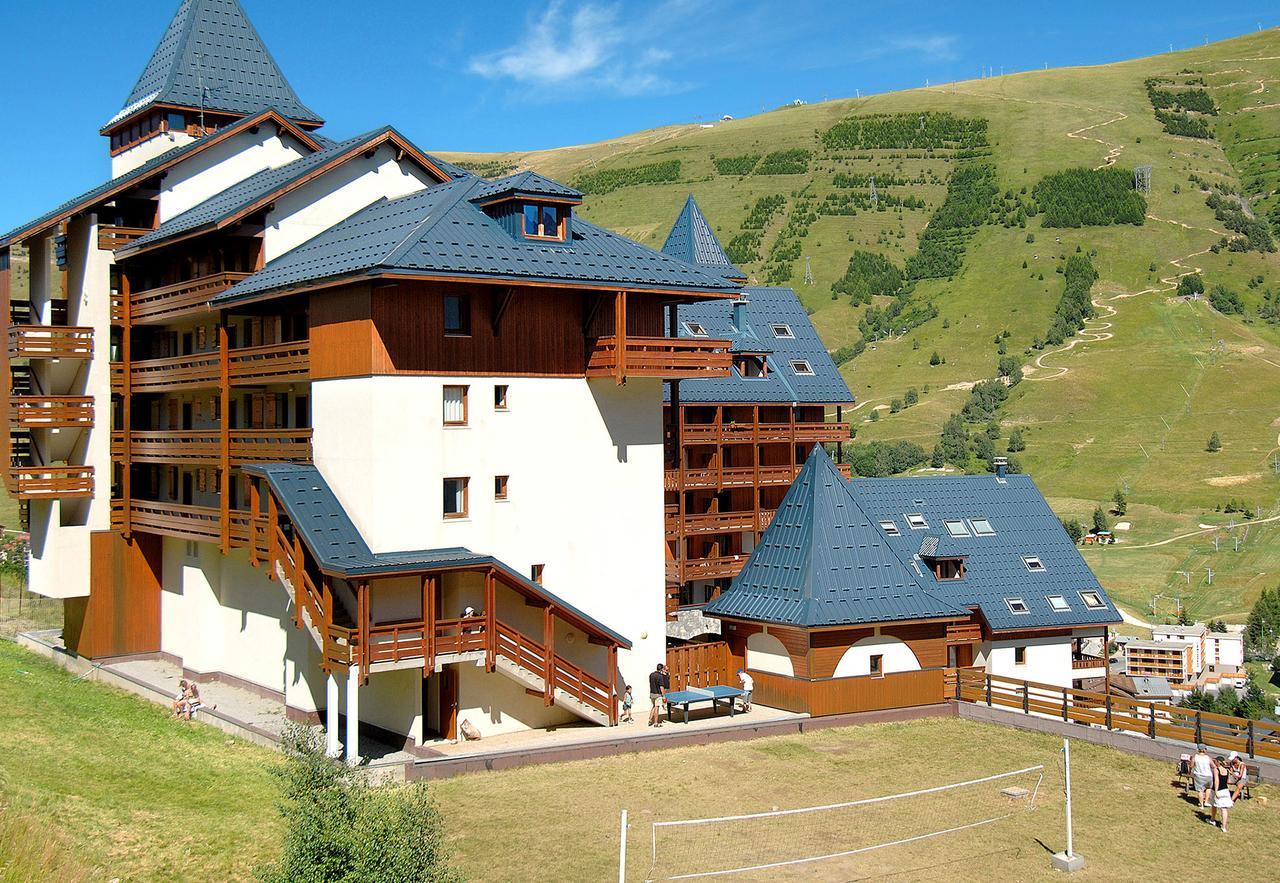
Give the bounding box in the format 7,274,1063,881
684,321,708,337
790,359,814,375
1047,595,1071,612
522,202,566,241
1079,591,1106,610
944,519,969,538
734,355,767,378
1022,555,1046,573
905,513,928,529
770,323,794,338
879,520,900,536
1006,598,1030,615
970,518,995,536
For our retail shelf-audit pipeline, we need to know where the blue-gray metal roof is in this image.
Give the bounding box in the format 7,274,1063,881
661,195,745,281
0,110,314,248
107,0,323,129
665,287,854,404
849,473,1122,632
245,463,631,647
704,447,967,628
470,171,582,204
215,175,741,303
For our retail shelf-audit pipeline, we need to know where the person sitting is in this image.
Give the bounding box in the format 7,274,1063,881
182,682,204,720
171,679,190,718
1227,752,1249,802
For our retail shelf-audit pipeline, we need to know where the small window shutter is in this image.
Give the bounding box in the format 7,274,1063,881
443,387,465,423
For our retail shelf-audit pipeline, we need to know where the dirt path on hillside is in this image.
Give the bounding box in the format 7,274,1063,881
1109,512,1280,550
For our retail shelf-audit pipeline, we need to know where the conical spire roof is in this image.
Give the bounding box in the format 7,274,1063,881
106,0,323,130
660,195,745,281
704,447,966,627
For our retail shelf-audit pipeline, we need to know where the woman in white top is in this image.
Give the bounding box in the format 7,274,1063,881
1190,745,1214,808
1209,756,1233,833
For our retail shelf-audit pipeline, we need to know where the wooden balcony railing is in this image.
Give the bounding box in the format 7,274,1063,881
230,341,309,385
9,396,94,428
681,421,850,444
666,462,850,491
114,351,218,393
1071,654,1107,670
8,325,93,359
682,554,748,581
111,429,312,465
5,465,94,499
121,272,251,324
113,341,309,393
587,336,732,380
116,500,259,545
97,225,152,251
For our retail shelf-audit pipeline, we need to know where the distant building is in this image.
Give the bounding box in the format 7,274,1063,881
1126,623,1246,694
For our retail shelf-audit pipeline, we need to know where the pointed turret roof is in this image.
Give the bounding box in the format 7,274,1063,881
661,195,745,281
105,0,323,131
704,447,966,628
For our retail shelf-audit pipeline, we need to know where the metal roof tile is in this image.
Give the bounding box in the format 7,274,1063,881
660,195,745,281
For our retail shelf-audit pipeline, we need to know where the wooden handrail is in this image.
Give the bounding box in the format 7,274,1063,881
5,465,94,499
586,335,732,379
8,325,94,359
129,271,251,323
9,395,94,428
111,428,312,464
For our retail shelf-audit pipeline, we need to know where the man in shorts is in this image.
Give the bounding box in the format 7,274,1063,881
737,668,754,712
648,663,668,727
1191,744,1214,808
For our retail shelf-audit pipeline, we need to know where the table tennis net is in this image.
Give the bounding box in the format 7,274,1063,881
647,764,1044,880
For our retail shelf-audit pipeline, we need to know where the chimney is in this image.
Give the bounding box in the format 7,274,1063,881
731,294,749,332
993,457,1008,480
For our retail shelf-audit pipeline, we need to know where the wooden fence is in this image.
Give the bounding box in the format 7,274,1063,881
948,668,1280,761
749,668,946,716
666,641,730,690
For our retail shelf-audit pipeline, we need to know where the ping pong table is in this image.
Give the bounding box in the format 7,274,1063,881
664,685,746,724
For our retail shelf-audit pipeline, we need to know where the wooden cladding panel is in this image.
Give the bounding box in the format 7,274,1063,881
666,641,730,690
748,668,946,717
309,284,374,379
808,627,874,679
64,531,162,659
882,622,950,669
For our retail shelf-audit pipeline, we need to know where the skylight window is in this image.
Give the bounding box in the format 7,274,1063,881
879,520,900,536
684,321,708,337
790,359,814,375
1006,598,1030,615
1048,595,1071,612
970,518,995,536
1079,591,1106,610
905,513,928,529
944,519,969,538
1022,555,1046,573
770,323,794,338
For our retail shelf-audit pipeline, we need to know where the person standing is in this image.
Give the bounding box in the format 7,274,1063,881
648,663,668,727
1210,755,1233,833
737,668,753,712
621,685,635,723
1190,744,1214,808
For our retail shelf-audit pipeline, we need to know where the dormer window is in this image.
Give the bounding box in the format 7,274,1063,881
734,355,767,378
933,558,965,580
522,203,566,240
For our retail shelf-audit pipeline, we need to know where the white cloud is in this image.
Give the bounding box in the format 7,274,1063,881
884,34,959,62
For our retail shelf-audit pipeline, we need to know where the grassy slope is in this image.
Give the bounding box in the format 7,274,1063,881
442,31,1280,622
1,640,1276,881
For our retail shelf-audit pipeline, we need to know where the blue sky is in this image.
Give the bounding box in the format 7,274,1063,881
2,0,1276,231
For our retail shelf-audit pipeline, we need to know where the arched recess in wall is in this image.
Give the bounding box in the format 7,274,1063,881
833,635,921,678
746,631,794,676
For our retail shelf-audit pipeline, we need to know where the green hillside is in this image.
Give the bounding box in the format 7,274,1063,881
442,30,1280,622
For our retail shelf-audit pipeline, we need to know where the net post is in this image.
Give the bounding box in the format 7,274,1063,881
1050,737,1085,871
618,809,627,883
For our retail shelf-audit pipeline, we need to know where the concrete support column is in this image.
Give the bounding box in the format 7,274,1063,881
325,674,340,757
345,664,360,763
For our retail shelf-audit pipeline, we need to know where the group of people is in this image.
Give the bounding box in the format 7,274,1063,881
1187,744,1249,833
169,679,205,721
616,664,755,726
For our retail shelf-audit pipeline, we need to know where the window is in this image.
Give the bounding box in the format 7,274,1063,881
684,321,707,337
1079,591,1106,610
443,477,469,519
444,295,471,336
935,558,964,580
443,385,468,425
970,518,995,536
944,519,969,538
870,654,883,675
770,323,794,338
494,475,509,500
531,564,544,583
905,513,928,529
184,540,199,561
879,520,900,536
1014,646,1027,665
522,203,565,240
1006,597,1030,615
494,384,509,410
1022,555,1046,573
166,111,186,131
734,355,767,378
1048,595,1071,612
789,359,814,375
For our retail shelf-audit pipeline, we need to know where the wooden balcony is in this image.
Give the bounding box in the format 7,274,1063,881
586,336,732,380
4,465,94,499
97,225,152,251
8,325,93,360
680,421,850,445
112,428,313,465
117,272,251,324
682,554,749,581
665,462,850,491
667,510,772,538
9,396,94,428
113,499,260,545
113,341,309,393
1072,654,1107,670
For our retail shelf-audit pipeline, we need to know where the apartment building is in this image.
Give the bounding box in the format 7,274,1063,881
1130,623,1247,693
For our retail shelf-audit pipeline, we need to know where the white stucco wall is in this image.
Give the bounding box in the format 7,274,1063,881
111,130,198,177
983,634,1074,686
1205,634,1244,668
456,661,576,736
158,129,307,221
311,375,667,714
746,630,794,676
833,635,921,678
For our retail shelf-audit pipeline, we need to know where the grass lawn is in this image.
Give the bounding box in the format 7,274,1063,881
1,640,1276,881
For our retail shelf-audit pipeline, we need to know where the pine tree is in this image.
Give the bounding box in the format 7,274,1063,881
1112,489,1127,515
1007,428,1025,452
1092,506,1110,535
929,351,942,366
930,444,944,468
1207,431,1222,452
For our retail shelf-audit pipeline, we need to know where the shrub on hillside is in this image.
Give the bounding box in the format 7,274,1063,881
712,153,760,176
574,160,680,194
756,149,811,175
906,163,998,279
832,250,904,304
1043,254,1097,346
822,112,989,151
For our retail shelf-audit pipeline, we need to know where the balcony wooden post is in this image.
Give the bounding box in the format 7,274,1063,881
358,581,370,682
613,291,627,385
423,574,436,677
120,271,132,537
247,478,260,568
293,530,306,629
321,578,334,674
266,490,278,582
218,323,231,554
484,568,496,672
543,604,555,706
1103,626,1111,697
608,644,618,725
752,404,761,543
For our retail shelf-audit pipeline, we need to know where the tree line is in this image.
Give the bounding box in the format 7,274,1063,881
905,163,999,280
822,112,989,151
574,160,681,195
1032,167,1146,228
